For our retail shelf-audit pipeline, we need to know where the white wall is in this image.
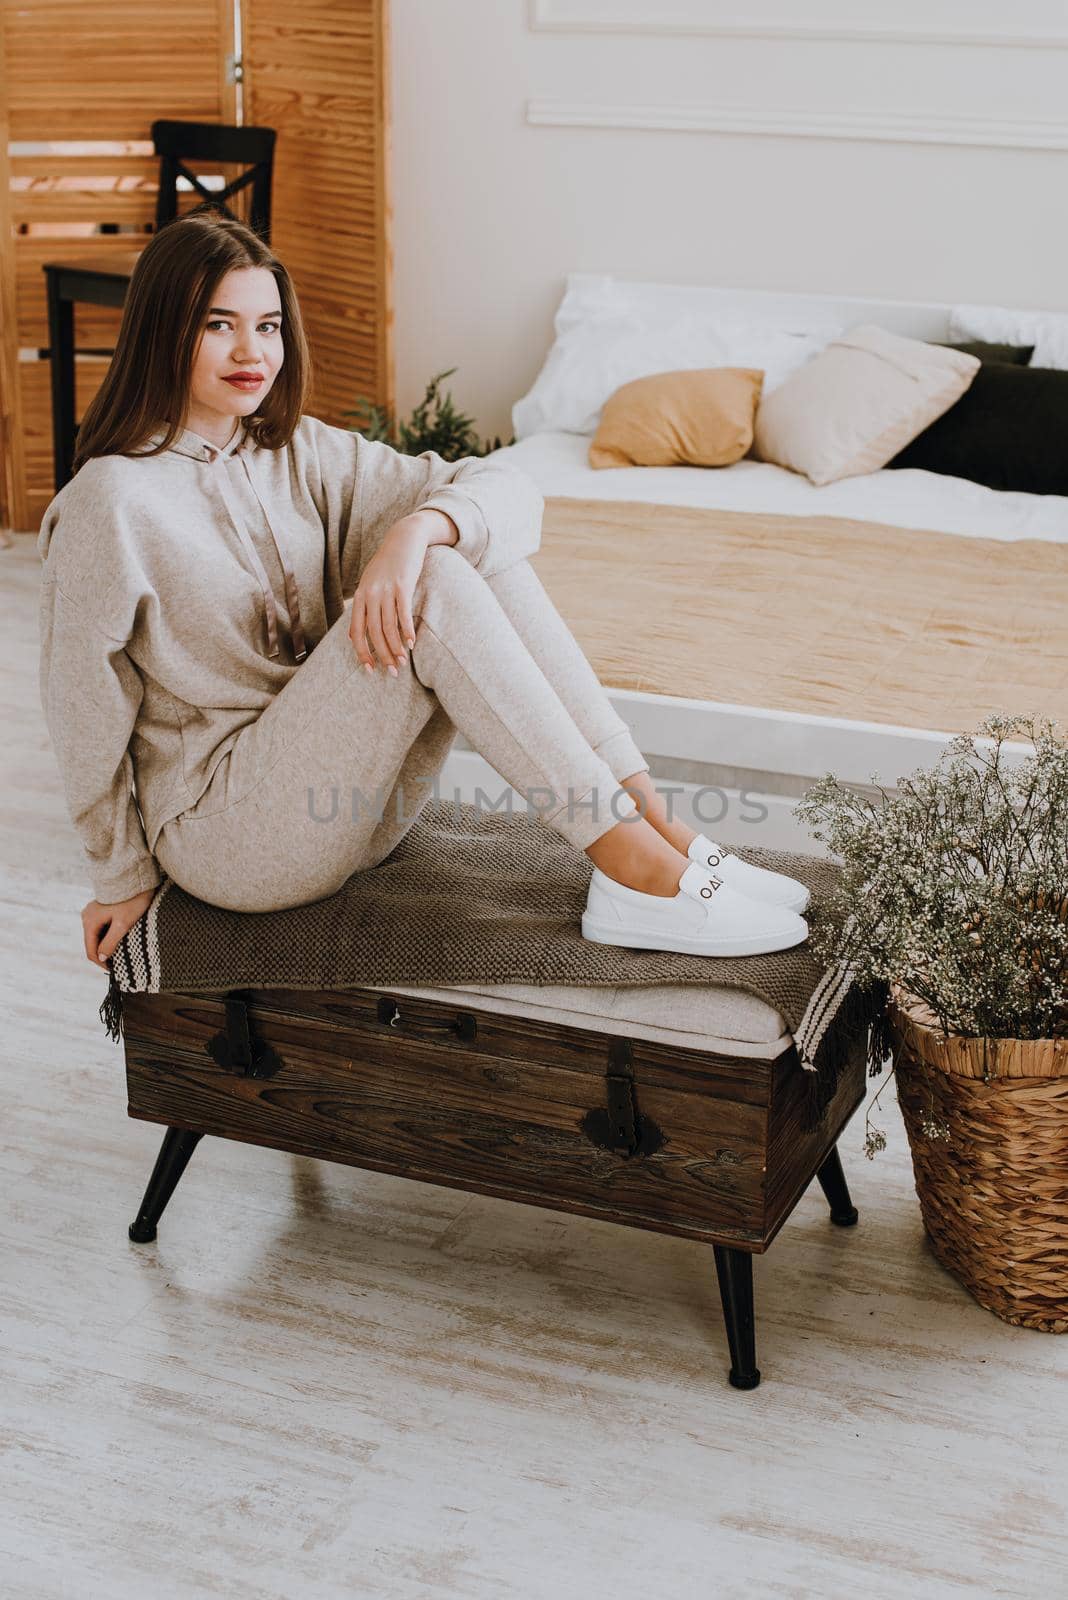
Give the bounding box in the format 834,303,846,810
390,0,1068,444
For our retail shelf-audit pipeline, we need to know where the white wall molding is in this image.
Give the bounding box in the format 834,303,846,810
525,100,1068,152
529,0,1068,50
391,0,1068,459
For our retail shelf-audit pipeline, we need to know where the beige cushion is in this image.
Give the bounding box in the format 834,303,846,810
588,367,764,469
369,981,790,1058
752,323,980,486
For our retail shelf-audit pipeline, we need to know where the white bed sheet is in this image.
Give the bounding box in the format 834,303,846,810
492,431,1068,545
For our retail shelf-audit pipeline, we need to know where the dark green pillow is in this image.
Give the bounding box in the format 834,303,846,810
887,361,1068,495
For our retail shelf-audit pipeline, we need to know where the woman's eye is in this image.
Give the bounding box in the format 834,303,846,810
205,320,281,333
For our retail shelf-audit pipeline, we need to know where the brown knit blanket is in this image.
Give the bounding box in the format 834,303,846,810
102,799,887,1128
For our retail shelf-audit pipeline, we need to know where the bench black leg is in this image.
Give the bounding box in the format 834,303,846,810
713,1244,760,1390
129,1127,204,1243
816,1144,859,1226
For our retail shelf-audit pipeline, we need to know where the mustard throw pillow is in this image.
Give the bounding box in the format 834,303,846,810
588,367,765,469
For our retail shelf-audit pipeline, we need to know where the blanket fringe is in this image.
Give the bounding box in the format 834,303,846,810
100,966,125,1043
798,976,891,1133
799,1044,841,1132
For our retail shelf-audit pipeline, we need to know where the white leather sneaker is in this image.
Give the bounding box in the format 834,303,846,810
582,860,809,958
687,833,810,914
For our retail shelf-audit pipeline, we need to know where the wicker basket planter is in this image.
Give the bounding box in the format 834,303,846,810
888,986,1068,1334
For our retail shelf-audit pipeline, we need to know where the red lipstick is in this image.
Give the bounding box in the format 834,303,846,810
223,372,264,390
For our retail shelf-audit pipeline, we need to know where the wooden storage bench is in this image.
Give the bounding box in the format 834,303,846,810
120,975,867,1390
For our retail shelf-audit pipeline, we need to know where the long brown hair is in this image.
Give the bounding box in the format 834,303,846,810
72,209,311,471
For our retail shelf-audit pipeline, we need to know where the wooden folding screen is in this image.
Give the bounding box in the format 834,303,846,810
243,0,393,435
0,0,392,533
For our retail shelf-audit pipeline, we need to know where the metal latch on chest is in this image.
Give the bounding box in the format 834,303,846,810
207,995,283,1078
582,1038,665,1158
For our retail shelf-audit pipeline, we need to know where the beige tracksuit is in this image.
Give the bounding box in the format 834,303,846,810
37,415,647,910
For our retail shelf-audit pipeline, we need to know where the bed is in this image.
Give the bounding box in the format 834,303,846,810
437,278,1068,857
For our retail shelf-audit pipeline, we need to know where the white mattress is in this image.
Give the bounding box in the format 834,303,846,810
492,430,1068,545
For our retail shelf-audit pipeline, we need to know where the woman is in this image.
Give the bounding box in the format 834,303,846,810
37,212,809,974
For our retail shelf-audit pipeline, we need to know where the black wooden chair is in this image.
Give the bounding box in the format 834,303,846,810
42,119,277,491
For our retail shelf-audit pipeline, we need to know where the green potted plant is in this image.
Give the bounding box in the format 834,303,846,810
344,368,509,460
796,713,1068,1333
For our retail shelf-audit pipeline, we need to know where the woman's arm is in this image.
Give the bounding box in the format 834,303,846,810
382,443,545,578
303,417,545,594
345,506,459,674
39,578,162,906
416,505,461,551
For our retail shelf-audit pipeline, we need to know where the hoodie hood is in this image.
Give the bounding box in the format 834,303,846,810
147,421,245,462
144,421,308,662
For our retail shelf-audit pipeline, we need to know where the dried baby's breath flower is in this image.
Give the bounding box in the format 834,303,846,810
798,714,1068,1043
799,715,1068,1159
864,1126,888,1161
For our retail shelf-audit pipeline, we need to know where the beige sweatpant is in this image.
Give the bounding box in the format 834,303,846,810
153,545,650,912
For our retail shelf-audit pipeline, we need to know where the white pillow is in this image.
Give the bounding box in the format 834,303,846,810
949,303,1068,370
512,273,844,439
549,272,846,337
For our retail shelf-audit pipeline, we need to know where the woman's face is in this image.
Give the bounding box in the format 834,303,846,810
184,265,284,441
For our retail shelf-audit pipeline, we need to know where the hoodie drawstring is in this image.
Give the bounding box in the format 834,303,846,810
209,443,307,663
238,454,308,662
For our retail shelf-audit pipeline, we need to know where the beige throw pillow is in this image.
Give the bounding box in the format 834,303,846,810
588,367,764,469
752,324,980,485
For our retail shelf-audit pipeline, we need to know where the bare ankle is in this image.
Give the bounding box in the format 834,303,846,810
617,771,698,855
585,818,688,898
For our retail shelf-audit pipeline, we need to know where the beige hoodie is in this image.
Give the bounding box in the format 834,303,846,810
37,414,544,904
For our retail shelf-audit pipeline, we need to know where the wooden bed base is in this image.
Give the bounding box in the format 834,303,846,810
120,984,868,1391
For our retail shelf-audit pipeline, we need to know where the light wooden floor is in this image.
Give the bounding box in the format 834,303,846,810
3,534,1065,1599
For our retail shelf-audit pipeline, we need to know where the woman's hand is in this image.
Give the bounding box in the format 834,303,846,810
83,888,156,968
348,509,458,674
